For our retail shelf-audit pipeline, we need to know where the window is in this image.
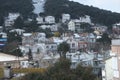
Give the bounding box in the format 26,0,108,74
51,46,54,49
72,43,75,48
46,46,49,48
22,62,24,65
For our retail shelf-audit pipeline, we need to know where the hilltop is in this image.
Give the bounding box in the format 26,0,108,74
44,0,120,26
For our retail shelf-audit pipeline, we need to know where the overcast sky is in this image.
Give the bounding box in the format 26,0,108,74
72,0,120,13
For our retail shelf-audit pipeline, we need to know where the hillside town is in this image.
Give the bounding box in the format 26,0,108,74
0,0,120,80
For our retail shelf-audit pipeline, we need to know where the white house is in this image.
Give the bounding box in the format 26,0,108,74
4,18,14,28
39,24,58,31
67,38,79,52
36,16,44,24
0,32,7,38
79,15,91,24
4,13,20,30
66,52,94,68
22,32,46,46
0,53,28,68
66,51,104,75
45,16,55,24
68,19,82,32
9,29,25,35
62,14,70,23
45,42,57,52
68,20,75,31
103,39,120,80
8,13,20,21
87,33,96,43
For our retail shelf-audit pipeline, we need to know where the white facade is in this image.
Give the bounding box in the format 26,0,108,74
45,43,57,51
20,61,29,68
4,13,20,28
36,16,43,24
62,14,70,23
0,32,7,38
66,52,95,68
22,32,46,46
45,16,55,24
67,39,79,52
87,33,96,43
79,15,91,24
4,19,14,27
105,57,114,80
32,0,45,14
10,29,25,35
39,24,58,31
105,56,120,80
112,39,120,46
8,13,20,21
104,39,120,80
68,20,75,31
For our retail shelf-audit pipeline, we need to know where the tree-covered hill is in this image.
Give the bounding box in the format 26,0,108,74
44,0,120,26
0,0,34,25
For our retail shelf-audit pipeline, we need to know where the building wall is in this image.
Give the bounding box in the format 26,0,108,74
68,21,75,31
112,45,120,55
104,39,120,80
62,14,70,23
0,61,20,68
105,58,113,80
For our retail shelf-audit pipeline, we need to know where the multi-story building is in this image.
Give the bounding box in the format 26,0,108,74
104,39,120,80
62,14,70,23
79,15,91,24
68,20,75,31
4,13,20,30
112,23,120,38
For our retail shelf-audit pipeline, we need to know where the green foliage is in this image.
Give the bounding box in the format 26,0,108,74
0,0,34,25
2,32,22,56
97,33,111,44
24,20,38,32
57,42,70,58
13,16,24,29
44,0,69,21
44,0,120,26
21,58,97,80
28,49,33,61
80,23,94,33
54,32,61,37
2,42,22,56
7,32,22,43
0,68,3,78
38,28,53,38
